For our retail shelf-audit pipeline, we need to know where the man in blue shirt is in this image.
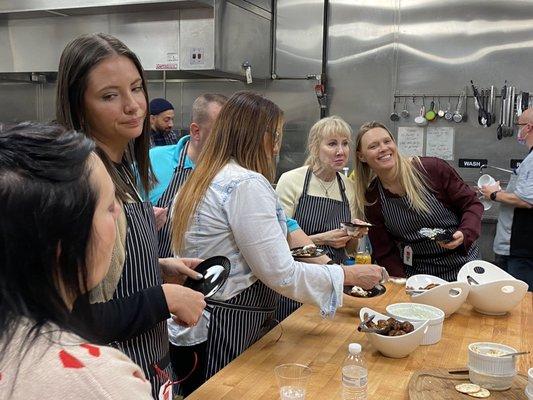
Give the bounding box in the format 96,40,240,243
481,108,533,290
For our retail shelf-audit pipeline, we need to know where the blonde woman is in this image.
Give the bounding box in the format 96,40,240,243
354,121,483,280
276,116,363,264
171,92,383,385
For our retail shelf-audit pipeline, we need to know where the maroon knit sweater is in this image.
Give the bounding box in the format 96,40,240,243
365,157,483,277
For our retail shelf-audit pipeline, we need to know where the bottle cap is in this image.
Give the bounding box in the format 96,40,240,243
349,343,362,354
343,257,356,266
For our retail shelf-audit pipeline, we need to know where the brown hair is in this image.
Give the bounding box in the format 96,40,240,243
353,121,431,218
171,91,283,253
55,33,154,201
191,93,228,125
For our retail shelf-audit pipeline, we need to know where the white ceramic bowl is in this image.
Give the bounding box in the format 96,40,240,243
458,261,529,315
527,368,533,399
526,386,533,400
406,274,470,317
468,342,517,391
386,303,444,345
359,307,428,358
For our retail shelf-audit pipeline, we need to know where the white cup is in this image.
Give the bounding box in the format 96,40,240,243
477,174,496,188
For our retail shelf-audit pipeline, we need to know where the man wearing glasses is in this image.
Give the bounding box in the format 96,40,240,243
480,108,533,290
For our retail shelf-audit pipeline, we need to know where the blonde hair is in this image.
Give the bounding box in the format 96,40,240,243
305,115,352,167
353,121,431,219
171,91,283,253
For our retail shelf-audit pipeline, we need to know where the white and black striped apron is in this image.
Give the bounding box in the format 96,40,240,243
276,167,351,320
377,181,480,281
204,280,280,380
112,201,172,399
155,142,192,258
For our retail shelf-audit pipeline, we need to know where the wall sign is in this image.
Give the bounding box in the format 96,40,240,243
397,127,424,157
426,127,454,160
458,159,487,168
510,159,523,169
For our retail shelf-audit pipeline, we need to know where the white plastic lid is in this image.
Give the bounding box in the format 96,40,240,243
349,343,362,354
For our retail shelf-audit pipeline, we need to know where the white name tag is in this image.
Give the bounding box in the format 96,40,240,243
403,245,413,266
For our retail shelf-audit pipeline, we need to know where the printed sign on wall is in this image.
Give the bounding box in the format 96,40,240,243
397,127,424,157
426,127,454,160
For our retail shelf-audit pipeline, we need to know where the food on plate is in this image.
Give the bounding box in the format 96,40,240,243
455,383,481,394
291,244,322,258
468,388,491,398
364,315,414,336
406,283,441,291
350,285,369,297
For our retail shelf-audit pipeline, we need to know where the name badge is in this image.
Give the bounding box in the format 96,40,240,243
403,245,413,266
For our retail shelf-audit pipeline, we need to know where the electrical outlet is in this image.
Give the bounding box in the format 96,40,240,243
189,47,205,65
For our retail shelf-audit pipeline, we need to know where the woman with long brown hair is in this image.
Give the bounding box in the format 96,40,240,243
55,33,206,398
171,91,383,386
353,121,483,280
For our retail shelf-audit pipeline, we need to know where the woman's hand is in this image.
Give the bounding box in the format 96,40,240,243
312,229,351,248
153,206,168,231
350,218,370,238
162,284,206,327
342,264,383,290
438,230,464,250
159,257,204,284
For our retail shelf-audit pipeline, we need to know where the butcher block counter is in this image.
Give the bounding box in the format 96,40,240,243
186,283,532,399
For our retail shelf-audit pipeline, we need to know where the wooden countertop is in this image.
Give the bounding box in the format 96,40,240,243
186,283,532,399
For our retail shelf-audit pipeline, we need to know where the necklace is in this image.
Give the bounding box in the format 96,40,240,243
314,174,336,197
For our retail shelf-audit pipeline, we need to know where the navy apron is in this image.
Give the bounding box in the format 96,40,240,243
276,167,351,320
156,142,192,258
377,181,480,281
204,280,280,380
112,200,172,399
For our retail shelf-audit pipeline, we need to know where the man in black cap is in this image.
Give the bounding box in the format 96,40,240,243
149,98,180,147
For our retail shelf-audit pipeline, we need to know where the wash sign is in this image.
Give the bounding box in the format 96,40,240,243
458,159,488,168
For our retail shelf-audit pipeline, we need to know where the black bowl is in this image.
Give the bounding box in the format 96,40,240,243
184,256,231,298
343,284,387,298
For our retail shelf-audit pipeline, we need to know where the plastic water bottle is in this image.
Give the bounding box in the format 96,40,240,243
342,343,368,400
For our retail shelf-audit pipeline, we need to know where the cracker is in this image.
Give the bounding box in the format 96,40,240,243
468,388,490,398
455,383,481,394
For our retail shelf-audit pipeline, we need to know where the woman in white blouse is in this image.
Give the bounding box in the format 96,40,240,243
170,91,383,386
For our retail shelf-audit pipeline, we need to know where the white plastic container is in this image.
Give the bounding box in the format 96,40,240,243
526,368,533,399
386,303,445,345
341,343,367,400
467,342,517,391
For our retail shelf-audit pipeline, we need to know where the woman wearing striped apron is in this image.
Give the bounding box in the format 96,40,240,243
276,116,360,319
56,33,206,399
353,122,483,280
156,141,192,258
170,92,383,385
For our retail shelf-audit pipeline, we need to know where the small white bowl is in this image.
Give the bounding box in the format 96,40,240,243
458,261,529,315
526,386,533,400
359,307,428,358
468,342,517,391
406,274,470,317
386,303,445,345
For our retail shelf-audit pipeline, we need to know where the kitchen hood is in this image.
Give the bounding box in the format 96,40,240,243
0,0,272,81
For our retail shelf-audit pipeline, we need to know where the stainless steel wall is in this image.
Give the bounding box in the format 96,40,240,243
2,0,533,261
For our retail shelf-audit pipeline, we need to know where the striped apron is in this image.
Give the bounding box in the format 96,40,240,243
276,168,351,321
204,280,280,380
112,201,172,399
155,142,192,258
376,181,480,281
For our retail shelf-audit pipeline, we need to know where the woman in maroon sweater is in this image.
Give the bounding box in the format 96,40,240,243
353,122,483,280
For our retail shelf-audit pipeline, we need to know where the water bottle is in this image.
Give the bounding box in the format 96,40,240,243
342,343,368,400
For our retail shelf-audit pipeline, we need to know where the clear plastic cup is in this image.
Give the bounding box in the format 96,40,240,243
274,363,311,400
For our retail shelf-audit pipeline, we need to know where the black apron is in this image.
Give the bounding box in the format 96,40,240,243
276,168,351,321
377,181,480,281
112,201,172,399
155,141,192,258
204,280,280,380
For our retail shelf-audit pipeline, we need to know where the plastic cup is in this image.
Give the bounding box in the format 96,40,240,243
477,174,496,188
274,363,311,400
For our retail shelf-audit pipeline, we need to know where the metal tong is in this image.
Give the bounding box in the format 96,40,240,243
357,314,389,334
